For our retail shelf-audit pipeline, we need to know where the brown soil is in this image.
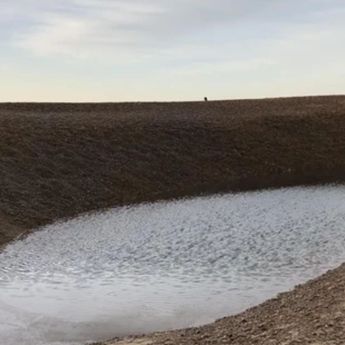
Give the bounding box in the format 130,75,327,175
1,95,345,247
95,263,345,345
0,211,24,246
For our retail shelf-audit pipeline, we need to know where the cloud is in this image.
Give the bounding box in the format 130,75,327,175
3,0,333,58
1,0,345,102
2,1,345,64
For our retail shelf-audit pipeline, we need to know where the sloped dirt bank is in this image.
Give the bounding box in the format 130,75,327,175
1,95,345,247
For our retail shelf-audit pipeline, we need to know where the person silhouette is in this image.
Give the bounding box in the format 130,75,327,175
204,97,208,102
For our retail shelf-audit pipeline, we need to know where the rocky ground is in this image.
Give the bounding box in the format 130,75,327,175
95,263,345,345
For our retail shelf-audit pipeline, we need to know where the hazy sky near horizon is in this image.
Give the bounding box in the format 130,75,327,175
1,0,345,101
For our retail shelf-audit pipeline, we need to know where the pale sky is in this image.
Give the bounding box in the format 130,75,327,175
1,0,345,102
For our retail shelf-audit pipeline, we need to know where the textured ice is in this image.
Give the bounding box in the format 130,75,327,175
2,185,345,344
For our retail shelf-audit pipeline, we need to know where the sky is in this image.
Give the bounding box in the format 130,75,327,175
1,0,345,102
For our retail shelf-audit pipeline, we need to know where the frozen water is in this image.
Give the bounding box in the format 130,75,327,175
2,185,345,344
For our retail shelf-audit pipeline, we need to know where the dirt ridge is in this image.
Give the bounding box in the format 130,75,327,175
1,95,345,247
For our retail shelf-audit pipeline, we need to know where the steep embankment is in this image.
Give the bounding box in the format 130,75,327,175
1,95,345,247
0,212,24,247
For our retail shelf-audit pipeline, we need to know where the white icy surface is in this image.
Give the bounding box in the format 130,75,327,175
2,185,345,344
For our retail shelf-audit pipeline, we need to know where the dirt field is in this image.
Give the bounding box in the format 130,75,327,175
1,95,345,247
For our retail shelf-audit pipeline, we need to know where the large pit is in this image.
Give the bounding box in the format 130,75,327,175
1,185,345,344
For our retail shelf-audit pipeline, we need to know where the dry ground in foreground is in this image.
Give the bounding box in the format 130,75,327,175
1,95,345,247
94,263,345,345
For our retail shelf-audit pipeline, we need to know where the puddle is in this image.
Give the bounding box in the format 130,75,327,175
1,185,345,344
